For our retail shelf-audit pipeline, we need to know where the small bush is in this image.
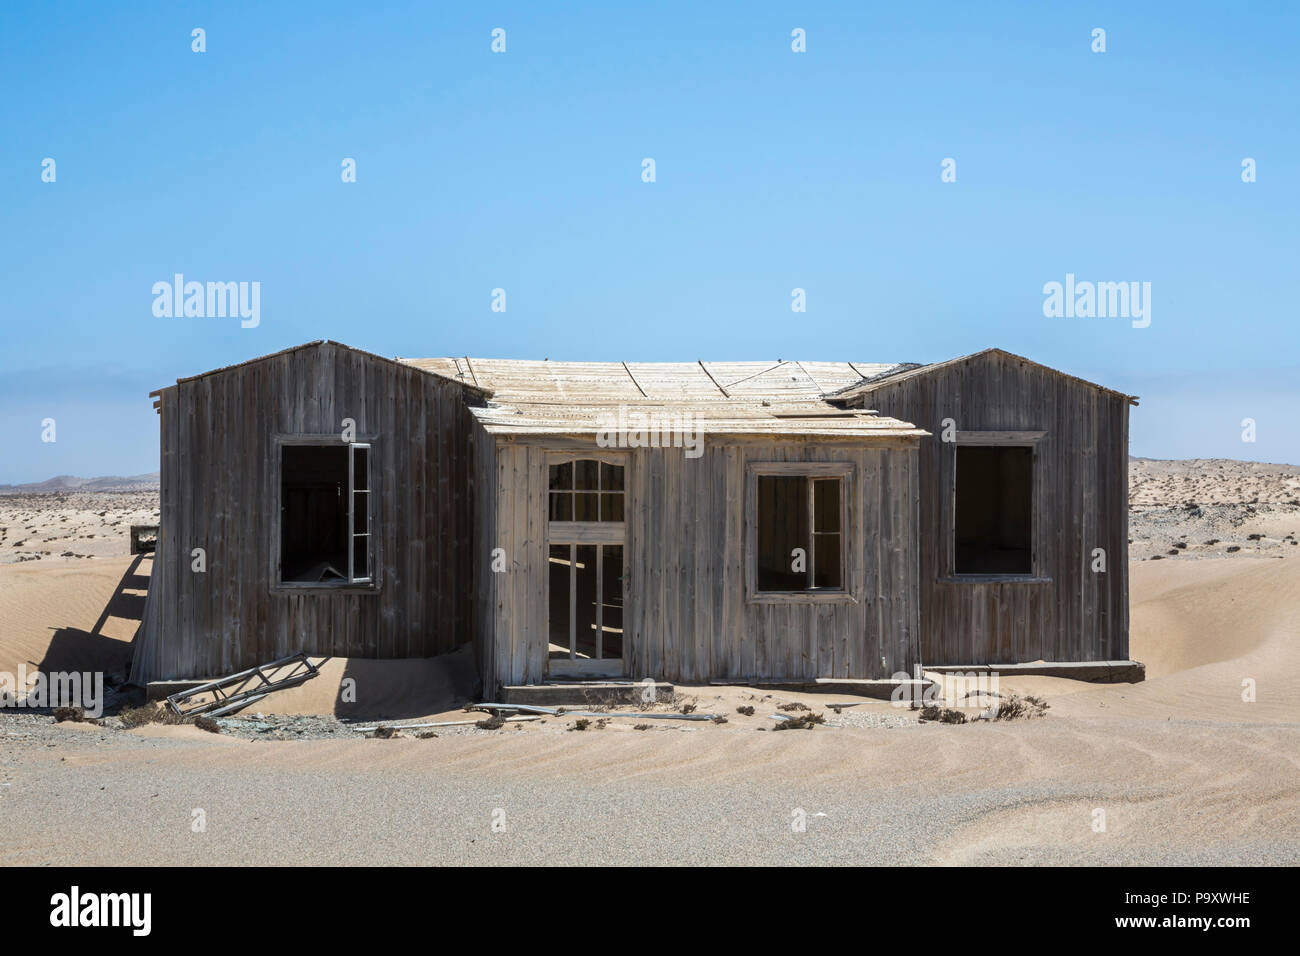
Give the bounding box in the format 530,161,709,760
193,716,221,734
679,703,697,714
119,703,184,728
736,705,755,716
994,694,1050,721
918,705,967,724
1226,545,1241,553
778,701,810,712
633,723,650,731
417,731,438,739
476,714,505,730
711,715,728,724
570,718,591,731
53,706,85,723
772,712,825,731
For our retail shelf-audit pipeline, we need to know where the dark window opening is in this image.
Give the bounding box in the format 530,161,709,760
756,475,843,591
955,445,1033,575
280,443,371,585
549,459,624,521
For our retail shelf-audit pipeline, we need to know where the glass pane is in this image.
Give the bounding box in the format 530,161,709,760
352,534,370,581
813,478,840,533
601,462,625,491
351,445,369,492
548,461,572,490
548,545,572,659
573,545,598,659
813,534,841,589
549,492,572,521
601,545,624,660
573,492,599,521
757,476,809,591
574,459,599,490
352,491,368,533
601,493,624,522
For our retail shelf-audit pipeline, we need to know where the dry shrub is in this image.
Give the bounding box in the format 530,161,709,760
918,705,967,724
193,716,221,734
54,706,85,723
994,694,1049,721
711,715,728,724
417,731,438,739
736,705,755,716
772,712,825,731
372,725,397,738
633,723,650,731
570,718,591,731
679,703,697,714
119,703,184,728
778,701,810,712
476,714,505,730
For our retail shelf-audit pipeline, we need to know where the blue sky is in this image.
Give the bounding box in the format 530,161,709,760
2,0,1297,483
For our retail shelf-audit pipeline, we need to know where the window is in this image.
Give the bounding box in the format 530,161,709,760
755,473,845,592
279,442,372,585
954,445,1032,575
549,459,624,521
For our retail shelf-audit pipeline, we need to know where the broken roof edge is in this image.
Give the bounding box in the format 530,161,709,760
827,347,1140,406
156,340,494,397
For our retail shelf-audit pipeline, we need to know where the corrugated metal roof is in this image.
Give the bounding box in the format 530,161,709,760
398,357,926,438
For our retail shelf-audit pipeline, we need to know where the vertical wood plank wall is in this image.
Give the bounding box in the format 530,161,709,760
483,438,922,690
130,343,481,684
856,351,1130,665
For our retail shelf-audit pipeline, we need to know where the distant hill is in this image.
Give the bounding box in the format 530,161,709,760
0,473,160,495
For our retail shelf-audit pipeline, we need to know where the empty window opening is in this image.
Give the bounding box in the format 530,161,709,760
548,544,623,661
279,443,371,585
955,445,1033,575
549,459,624,521
756,476,843,592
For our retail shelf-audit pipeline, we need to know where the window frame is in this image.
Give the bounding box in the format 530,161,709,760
745,461,856,604
271,434,380,593
944,430,1048,583
546,451,627,547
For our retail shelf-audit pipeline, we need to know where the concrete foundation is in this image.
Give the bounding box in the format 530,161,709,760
923,660,1146,684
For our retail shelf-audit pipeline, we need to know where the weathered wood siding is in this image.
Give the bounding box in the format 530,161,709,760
855,351,1130,665
483,438,921,688
131,343,481,684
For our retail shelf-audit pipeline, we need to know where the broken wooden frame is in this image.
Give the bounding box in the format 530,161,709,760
164,652,320,718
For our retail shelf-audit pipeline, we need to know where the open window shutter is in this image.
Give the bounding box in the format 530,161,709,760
348,443,371,584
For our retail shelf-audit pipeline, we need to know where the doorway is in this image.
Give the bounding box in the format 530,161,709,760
547,542,625,678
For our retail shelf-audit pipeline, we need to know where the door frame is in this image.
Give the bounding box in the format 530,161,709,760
544,450,628,679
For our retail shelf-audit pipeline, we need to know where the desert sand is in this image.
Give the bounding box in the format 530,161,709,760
1,459,1297,865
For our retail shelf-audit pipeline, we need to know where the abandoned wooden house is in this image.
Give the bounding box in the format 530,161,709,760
130,341,1138,695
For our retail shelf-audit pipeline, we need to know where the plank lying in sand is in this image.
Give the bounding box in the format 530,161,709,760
473,702,720,721
348,717,540,733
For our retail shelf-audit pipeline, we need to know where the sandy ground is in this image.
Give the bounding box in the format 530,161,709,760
1,462,1298,864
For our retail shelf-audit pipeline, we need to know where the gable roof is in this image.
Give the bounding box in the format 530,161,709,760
398,357,928,439
825,348,1140,405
